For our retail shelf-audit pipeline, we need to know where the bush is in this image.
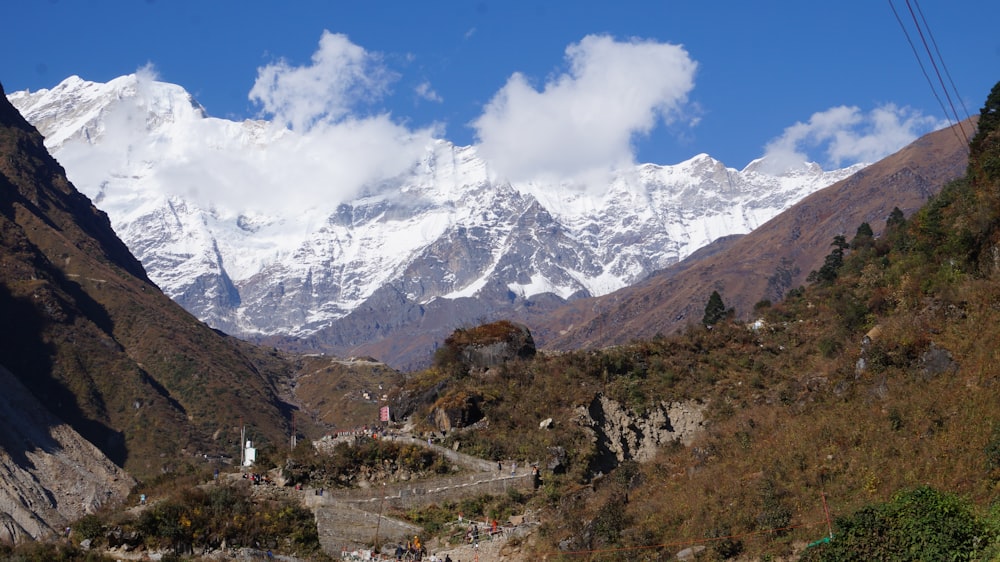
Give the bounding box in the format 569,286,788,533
128,483,320,557
73,513,105,542
802,486,987,561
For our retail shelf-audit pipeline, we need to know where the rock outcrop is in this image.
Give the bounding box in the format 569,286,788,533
575,395,705,472
0,364,134,544
432,393,484,432
457,321,536,372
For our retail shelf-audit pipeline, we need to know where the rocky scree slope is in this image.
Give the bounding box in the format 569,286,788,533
0,363,134,544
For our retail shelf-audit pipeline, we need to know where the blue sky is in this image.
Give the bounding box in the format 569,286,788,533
2,0,997,175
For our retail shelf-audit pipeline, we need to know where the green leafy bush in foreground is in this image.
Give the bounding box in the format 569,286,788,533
801,486,990,561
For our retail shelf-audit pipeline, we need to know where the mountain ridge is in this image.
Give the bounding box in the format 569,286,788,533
536,118,974,351
0,79,297,495
9,74,862,368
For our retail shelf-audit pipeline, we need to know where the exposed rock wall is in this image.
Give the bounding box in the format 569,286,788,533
460,322,536,371
0,364,134,544
575,395,705,470
324,472,535,511
305,472,534,552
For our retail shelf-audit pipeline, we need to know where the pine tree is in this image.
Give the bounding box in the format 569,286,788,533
969,80,1000,177
702,290,727,326
851,222,874,248
810,235,848,284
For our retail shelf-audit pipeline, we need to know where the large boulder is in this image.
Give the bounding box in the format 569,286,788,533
445,321,536,373
431,391,484,432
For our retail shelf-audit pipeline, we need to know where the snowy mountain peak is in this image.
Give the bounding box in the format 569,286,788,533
741,154,836,177
9,73,207,149
9,75,863,356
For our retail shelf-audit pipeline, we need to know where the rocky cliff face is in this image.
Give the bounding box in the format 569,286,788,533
0,364,134,543
575,395,705,471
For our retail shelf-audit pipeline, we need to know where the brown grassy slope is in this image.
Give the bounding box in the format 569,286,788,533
292,354,404,432
537,120,973,352
553,250,1000,559
0,83,295,481
407,263,1000,559
396,281,1000,559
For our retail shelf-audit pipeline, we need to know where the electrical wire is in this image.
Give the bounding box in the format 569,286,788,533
904,0,971,145
887,0,969,151
912,0,973,125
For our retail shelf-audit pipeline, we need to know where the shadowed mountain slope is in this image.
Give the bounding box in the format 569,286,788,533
0,81,296,488
537,119,974,351
0,363,134,544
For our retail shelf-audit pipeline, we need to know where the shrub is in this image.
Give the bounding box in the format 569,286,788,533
591,494,629,546
73,513,105,542
803,486,987,561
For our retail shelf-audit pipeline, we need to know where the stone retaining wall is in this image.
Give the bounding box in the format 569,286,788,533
308,472,535,511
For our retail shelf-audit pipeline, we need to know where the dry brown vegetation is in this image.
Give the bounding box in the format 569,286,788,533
292,355,404,432
388,83,1000,560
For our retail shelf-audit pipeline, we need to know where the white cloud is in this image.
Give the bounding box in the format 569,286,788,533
145,115,432,215
228,32,436,210
471,34,698,187
762,104,945,173
57,38,439,216
415,81,443,103
248,30,396,131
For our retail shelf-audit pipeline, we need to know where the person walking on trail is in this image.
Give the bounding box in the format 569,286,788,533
511,461,517,475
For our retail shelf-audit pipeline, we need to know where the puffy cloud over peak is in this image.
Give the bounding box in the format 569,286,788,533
471,34,698,186
249,31,396,131
762,104,945,173
60,34,440,215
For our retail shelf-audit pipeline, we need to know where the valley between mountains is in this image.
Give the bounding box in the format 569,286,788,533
10,74,862,370
2,72,998,562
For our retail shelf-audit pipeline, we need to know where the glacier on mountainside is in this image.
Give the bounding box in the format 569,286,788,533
8,74,864,339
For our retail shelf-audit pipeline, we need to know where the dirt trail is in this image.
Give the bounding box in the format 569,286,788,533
302,434,539,557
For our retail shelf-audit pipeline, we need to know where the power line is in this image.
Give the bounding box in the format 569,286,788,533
903,0,971,145
911,0,973,125
887,0,970,151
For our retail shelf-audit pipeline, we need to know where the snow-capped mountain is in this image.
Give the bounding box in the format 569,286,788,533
8,74,862,364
